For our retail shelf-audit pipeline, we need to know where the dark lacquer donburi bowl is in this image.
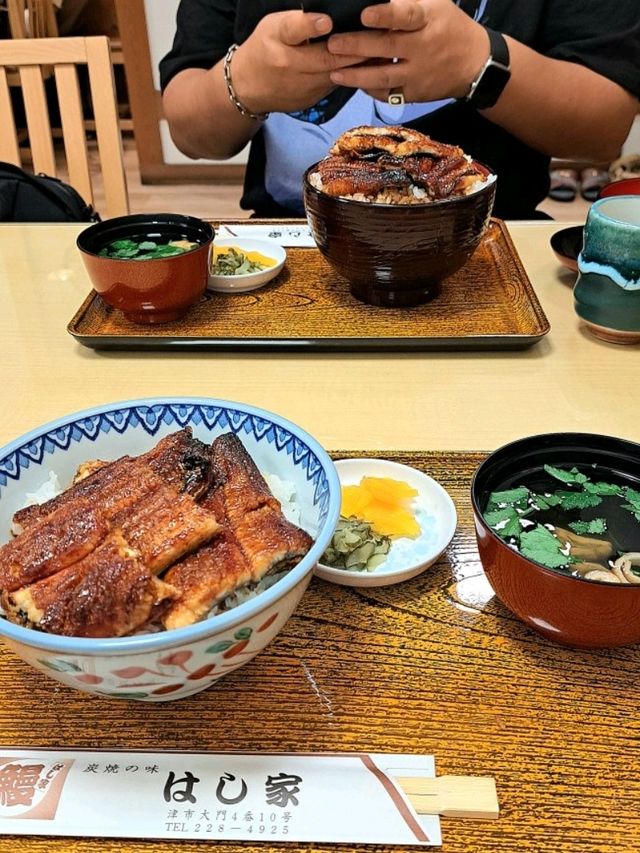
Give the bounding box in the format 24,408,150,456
471,433,640,649
303,163,496,308
77,214,214,324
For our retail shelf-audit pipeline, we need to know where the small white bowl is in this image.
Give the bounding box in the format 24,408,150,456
208,238,286,293
315,458,457,588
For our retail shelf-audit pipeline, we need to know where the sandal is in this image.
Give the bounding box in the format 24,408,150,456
580,168,610,202
549,169,579,202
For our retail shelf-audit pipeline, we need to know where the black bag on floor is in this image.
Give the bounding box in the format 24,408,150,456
0,162,100,222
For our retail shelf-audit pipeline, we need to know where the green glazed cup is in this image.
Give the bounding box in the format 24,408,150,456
574,196,640,344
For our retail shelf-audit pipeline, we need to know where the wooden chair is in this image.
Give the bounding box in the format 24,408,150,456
7,0,59,39
5,0,59,110
0,36,129,217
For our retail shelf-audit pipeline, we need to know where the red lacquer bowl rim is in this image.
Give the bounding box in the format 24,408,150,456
599,177,640,199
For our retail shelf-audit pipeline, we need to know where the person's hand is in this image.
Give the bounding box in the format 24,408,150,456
326,0,490,103
230,11,365,115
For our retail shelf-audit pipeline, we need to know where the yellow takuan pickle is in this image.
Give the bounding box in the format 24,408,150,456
340,477,420,538
213,247,276,268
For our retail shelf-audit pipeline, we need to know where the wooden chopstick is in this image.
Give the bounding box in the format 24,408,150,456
395,775,499,820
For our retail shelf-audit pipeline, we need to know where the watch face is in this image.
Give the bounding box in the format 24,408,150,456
472,62,511,109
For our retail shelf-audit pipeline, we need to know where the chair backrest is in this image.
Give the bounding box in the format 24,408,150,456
7,0,59,39
0,36,129,218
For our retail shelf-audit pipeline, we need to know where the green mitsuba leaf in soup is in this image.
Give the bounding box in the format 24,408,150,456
569,518,608,535
483,463,640,581
531,493,562,510
555,491,603,511
584,481,622,496
99,237,198,260
484,506,524,540
543,464,589,486
622,487,640,522
487,486,530,507
520,525,574,569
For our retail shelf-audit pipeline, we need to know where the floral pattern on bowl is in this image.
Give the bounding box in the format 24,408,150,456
10,578,307,702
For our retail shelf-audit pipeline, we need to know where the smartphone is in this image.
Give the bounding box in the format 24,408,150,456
301,0,390,34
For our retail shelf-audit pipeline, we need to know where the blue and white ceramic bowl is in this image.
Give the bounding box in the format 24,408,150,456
574,196,640,345
0,399,340,702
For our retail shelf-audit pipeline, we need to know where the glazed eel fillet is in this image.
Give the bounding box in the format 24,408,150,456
209,433,313,577
163,433,313,630
330,125,463,160
0,475,218,595
320,125,486,200
2,430,218,586
2,532,178,638
112,483,219,575
0,429,220,635
12,428,212,533
315,157,411,197
0,428,312,636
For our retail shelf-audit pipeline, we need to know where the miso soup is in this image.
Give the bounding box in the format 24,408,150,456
483,463,640,583
97,234,199,260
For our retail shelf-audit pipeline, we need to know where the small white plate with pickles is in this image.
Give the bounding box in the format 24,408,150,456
208,237,286,293
315,458,457,588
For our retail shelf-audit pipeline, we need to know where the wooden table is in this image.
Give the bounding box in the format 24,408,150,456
0,222,638,453
0,222,639,853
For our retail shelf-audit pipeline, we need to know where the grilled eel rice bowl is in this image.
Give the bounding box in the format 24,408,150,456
0,400,340,700
0,403,339,641
309,125,494,205
1,428,316,639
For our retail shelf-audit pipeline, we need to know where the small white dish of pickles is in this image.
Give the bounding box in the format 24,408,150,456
208,237,286,293
315,458,457,588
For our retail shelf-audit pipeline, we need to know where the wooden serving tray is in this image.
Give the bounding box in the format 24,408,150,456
68,219,550,351
0,451,635,853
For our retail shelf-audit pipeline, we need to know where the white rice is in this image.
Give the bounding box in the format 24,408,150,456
24,471,62,507
10,471,63,536
262,472,302,525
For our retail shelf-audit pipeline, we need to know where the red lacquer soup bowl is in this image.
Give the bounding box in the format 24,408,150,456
471,432,640,648
599,177,640,199
77,213,214,324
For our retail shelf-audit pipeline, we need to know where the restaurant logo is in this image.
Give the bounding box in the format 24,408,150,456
0,758,73,820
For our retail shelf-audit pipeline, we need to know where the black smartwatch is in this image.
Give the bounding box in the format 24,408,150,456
463,28,511,110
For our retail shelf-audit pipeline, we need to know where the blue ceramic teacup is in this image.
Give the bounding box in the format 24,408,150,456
574,196,640,344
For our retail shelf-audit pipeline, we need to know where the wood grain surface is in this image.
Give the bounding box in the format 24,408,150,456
0,451,636,853
68,221,550,351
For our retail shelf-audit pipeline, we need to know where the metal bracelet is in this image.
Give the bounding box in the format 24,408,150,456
223,44,269,122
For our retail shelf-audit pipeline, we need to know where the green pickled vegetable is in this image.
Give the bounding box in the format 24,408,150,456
321,516,391,572
212,247,267,276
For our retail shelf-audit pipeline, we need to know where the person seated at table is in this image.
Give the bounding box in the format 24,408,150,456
160,0,640,220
